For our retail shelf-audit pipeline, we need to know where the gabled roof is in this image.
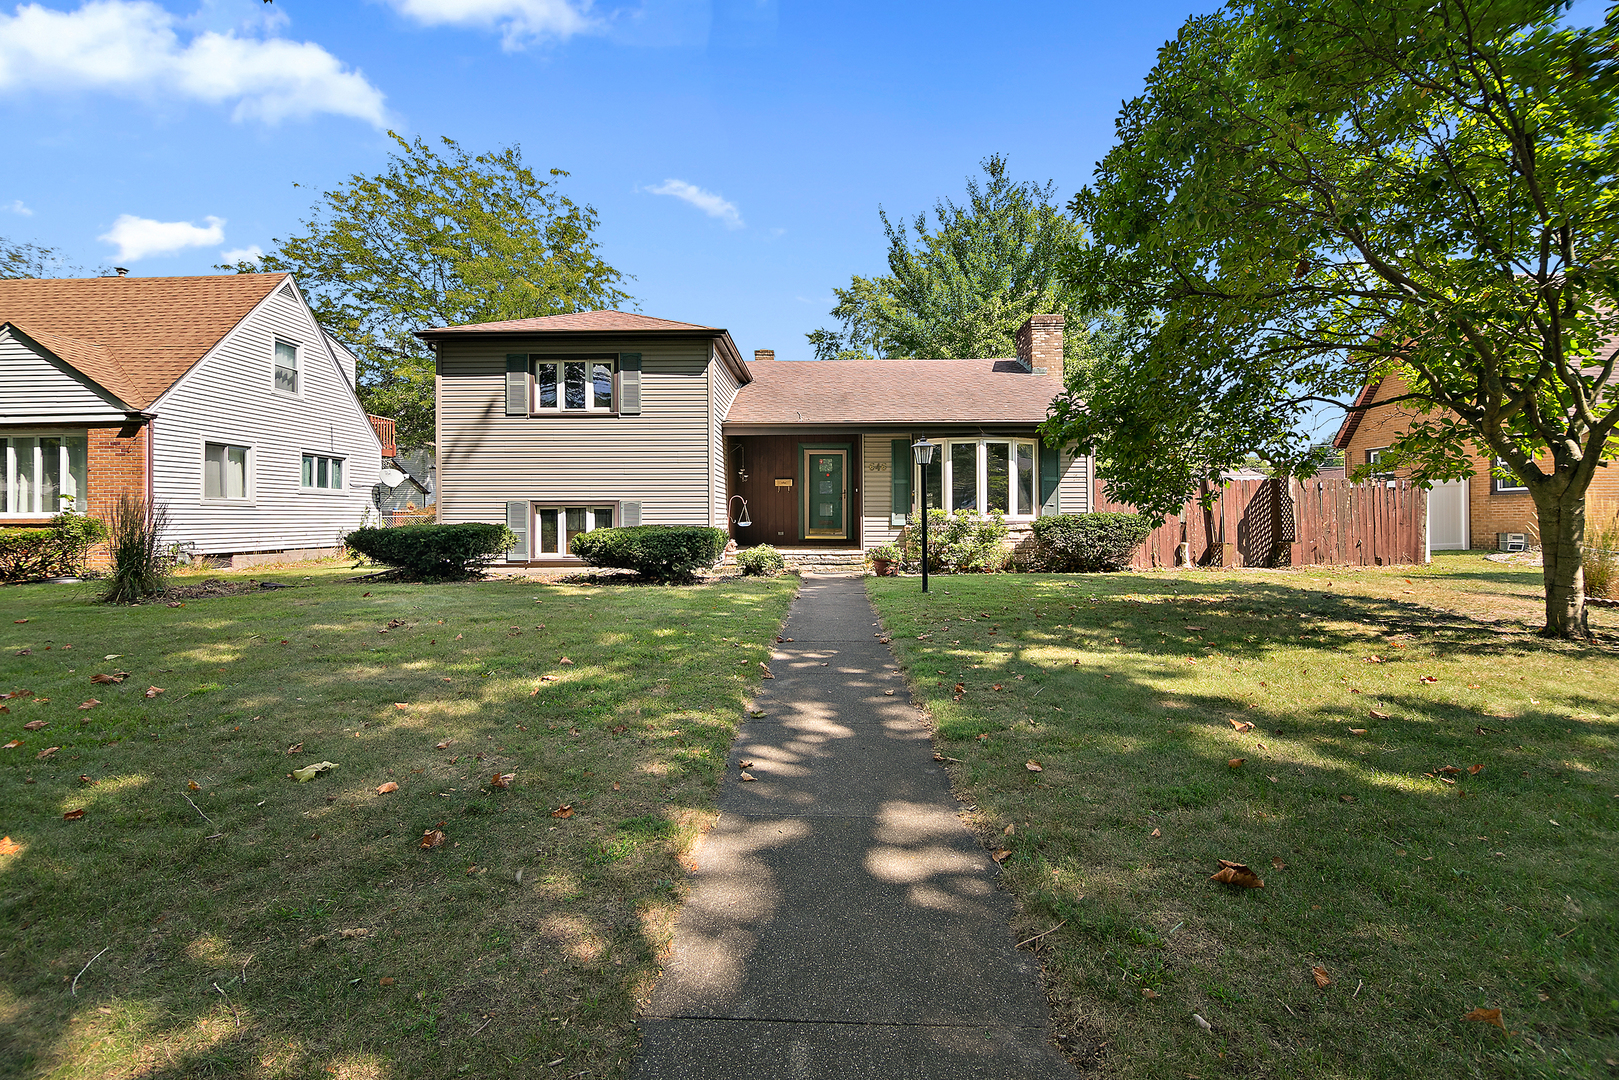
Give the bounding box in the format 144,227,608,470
726,358,1062,426
415,309,750,385
1332,376,1384,449
0,274,289,409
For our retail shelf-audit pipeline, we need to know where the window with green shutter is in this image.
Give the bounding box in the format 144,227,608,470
618,353,641,415
889,439,912,526
505,501,530,560
505,355,530,416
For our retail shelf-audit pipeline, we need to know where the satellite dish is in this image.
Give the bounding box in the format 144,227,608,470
379,467,405,487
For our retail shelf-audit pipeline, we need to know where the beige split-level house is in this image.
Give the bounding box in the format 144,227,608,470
419,311,1091,566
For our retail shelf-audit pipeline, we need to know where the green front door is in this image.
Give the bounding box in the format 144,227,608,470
804,449,847,539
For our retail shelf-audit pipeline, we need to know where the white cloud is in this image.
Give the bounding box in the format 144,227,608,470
219,244,263,264
99,214,225,261
0,1,387,126
383,0,593,49
647,179,744,230
4,200,32,216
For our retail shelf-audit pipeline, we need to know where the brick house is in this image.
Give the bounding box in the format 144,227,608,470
1334,369,1619,551
0,274,386,563
421,311,1090,568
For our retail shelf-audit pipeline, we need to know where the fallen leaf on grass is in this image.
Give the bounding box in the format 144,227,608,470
1184,625,1205,632
379,977,395,986
89,672,129,684
78,700,99,711
3,740,19,749
290,761,339,782
1339,794,1357,803
1025,760,1043,772
1271,856,1286,869
1437,765,1462,775
286,743,303,754
12,619,25,624
393,702,409,710
22,719,47,731
1229,719,1254,732
992,849,1012,863
435,740,450,750
954,683,966,694
1420,675,1438,684
1193,1013,1212,1032
1468,764,1485,776
36,746,59,760
550,805,574,818
144,686,164,698
63,808,85,821
759,663,774,679
1365,655,1384,664
1209,860,1263,888
0,836,19,855
187,780,200,791
376,782,399,795
1369,709,1390,720
1228,758,1245,768
1312,966,1331,988
1348,728,1368,736
1463,1007,1505,1030
420,830,446,849
559,656,574,665
490,772,515,790
992,683,1004,692
1150,827,1161,838
1141,987,1160,999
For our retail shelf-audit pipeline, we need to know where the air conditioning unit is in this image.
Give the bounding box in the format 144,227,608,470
1498,532,1527,552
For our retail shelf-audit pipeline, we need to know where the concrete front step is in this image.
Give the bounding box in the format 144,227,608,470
725,547,867,571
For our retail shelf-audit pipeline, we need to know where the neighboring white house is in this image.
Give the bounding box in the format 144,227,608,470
0,273,384,563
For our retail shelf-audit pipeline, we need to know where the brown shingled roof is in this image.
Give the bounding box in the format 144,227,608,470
0,274,288,408
726,358,1061,426
418,310,718,335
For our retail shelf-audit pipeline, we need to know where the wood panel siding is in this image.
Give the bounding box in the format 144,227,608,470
149,282,383,555
0,331,132,424
725,434,861,547
436,338,714,530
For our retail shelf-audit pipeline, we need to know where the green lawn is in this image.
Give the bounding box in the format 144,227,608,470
868,554,1617,1080
0,566,796,1079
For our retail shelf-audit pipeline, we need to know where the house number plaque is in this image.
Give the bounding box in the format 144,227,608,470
774,478,793,487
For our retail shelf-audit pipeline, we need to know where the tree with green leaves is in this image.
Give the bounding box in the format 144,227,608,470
808,156,1107,383
224,133,633,445
2,238,84,279
1046,0,1619,638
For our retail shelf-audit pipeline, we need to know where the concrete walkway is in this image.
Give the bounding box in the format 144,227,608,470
633,575,1073,1080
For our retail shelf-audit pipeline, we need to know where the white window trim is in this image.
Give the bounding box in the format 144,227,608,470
930,438,1040,519
200,439,256,504
1492,458,1528,493
2,431,88,518
273,337,301,398
527,501,618,558
300,452,347,494
530,358,617,415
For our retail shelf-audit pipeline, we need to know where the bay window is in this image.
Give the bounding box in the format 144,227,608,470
923,439,1042,518
2,434,88,516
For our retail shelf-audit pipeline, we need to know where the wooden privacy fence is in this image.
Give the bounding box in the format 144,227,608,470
1094,476,1427,569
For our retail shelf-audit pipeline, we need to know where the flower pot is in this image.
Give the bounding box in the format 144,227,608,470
871,558,896,577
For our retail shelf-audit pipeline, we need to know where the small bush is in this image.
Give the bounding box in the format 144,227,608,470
0,512,106,583
867,543,902,564
737,544,786,577
1028,512,1155,572
345,522,516,580
570,525,728,582
1584,502,1619,600
897,509,1010,574
101,496,170,602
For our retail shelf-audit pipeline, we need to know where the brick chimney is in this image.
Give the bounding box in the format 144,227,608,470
1015,314,1064,380
754,349,775,363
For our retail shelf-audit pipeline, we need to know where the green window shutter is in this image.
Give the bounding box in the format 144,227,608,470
618,352,642,415
619,500,641,526
890,439,912,526
505,501,529,560
1040,443,1061,515
505,355,530,417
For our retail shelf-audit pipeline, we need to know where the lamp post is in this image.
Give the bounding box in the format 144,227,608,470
911,438,935,594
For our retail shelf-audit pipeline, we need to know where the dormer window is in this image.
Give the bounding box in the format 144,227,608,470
274,339,299,394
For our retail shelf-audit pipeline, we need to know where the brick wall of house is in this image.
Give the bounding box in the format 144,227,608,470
1340,371,1619,548
84,423,150,521
1015,314,1065,380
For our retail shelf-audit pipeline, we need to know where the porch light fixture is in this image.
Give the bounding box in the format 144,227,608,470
728,494,752,528
911,439,935,594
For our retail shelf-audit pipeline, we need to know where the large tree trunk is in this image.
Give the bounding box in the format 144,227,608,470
1536,493,1588,638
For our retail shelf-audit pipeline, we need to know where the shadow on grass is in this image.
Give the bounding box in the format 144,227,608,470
0,572,797,1079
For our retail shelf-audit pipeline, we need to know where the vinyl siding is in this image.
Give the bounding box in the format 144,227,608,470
1058,449,1092,514
860,433,902,551
436,339,713,528
0,331,131,423
710,346,741,527
149,283,382,554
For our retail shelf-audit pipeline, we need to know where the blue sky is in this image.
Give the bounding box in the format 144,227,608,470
0,0,1214,363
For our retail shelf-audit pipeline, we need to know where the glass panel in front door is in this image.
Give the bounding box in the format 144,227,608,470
808,453,844,536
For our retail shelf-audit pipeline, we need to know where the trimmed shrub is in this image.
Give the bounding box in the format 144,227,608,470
897,509,1010,574
570,525,728,582
1028,512,1155,572
737,544,786,577
0,512,106,583
101,496,170,602
345,522,516,580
